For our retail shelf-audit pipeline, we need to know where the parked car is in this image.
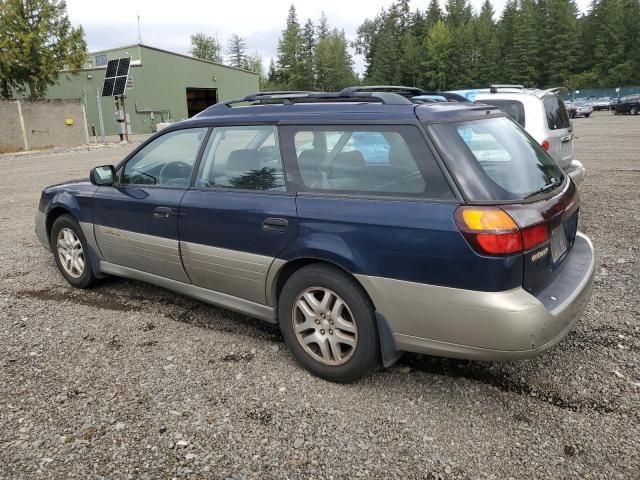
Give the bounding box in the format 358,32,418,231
36,90,595,383
447,85,585,185
613,94,640,115
565,99,594,118
591,97,614,111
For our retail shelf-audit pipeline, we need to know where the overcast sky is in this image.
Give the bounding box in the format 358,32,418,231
66,0,593,73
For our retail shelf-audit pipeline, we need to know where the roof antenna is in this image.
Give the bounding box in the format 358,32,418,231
136,12,143,44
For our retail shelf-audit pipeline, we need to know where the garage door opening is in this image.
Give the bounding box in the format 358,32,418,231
186,88,218,117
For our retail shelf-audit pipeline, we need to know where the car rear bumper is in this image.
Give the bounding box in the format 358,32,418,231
357,232,595,361
566,159,586,185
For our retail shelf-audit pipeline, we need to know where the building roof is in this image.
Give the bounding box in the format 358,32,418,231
86,43,258,76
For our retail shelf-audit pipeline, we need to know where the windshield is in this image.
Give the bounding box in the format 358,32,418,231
429,117,564,201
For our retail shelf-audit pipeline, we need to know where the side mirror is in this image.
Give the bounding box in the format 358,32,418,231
90,165,116,186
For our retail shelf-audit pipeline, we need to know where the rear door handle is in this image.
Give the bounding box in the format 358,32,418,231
263,217,288,232
153,206,172,219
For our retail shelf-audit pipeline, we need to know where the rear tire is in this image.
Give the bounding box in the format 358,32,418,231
278,264,380,383
585,113,591,118
50,214,98,289
631,106,638,115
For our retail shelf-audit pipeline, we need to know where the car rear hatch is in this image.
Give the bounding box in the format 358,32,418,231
422,109,579,292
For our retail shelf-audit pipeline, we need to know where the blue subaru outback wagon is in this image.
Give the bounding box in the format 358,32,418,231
35,90,595,382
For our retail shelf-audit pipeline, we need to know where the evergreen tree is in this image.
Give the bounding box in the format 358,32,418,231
299,19,316,90
314,29,358,91
425,0,444,28
424,20,452,90
267,58,279,87
317,11,330,40
398,32,421,86
226,34,248,69
0,0,86,99
276,5,303,89
190,33,223,63
544,0,580,85
368,8,402,84
473,0,500,86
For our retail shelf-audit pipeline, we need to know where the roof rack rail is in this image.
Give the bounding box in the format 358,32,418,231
489,84,525,93
213,90,413,108
340,85,470,103
339,85,426,98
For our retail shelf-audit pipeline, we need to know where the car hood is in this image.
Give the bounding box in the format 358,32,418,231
44,178,96,194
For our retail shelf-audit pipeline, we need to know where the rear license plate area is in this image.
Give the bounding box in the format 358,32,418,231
550,226,568,263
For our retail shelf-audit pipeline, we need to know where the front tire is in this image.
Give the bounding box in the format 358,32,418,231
278,264,380,383
631,106,638,115
50,214,98,289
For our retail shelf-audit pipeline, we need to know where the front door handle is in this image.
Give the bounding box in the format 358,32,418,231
153,206,172,219
263,217,288,232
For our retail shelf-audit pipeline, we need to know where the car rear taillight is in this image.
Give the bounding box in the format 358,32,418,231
541,139,551,151
454,207,549,256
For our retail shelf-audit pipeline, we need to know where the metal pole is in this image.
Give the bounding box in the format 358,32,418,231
96,89,105,143
121,95,130,143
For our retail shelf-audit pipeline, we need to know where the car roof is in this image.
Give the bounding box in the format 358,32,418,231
169,95,503,128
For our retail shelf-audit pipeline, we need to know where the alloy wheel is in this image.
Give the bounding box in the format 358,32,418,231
56,227,85,278
292,287,358,366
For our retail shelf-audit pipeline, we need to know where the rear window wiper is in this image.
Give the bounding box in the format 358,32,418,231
524,180,560,199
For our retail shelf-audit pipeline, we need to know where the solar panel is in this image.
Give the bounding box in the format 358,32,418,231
116,57,130,76
101,77,115,96
113,76,128,96
105,59,118,78
101,57,132,97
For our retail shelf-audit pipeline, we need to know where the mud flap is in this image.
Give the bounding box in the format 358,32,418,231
376,312,403,368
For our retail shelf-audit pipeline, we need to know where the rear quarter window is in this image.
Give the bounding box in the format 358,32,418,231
477,99,526,127
283,125,454,199
543,96,571,130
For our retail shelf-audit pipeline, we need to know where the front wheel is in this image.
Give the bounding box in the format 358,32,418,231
631,106,638,115
50,214,99,289
585,113,591,118
278,264,380,383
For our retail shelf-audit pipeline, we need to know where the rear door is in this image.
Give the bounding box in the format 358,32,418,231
178,125,298,305
542,95,573,170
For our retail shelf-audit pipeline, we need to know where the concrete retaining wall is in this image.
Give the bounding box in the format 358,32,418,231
0,99,89,153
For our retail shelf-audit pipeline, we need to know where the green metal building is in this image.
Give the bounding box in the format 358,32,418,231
46,44,259,136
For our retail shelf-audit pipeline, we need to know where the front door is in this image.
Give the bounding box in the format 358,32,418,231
178,125,298,305
93,127,209,282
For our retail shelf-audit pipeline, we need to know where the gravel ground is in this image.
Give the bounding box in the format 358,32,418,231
0,113,638,479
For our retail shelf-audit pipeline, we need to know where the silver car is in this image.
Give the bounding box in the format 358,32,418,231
451,86,586,185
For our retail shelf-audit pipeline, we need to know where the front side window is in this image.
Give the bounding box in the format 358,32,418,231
121,128,207,187
429,117,564,201
195,125,286,191
543,96,571,130
290,126,452,198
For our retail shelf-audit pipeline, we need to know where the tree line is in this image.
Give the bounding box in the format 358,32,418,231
2,0,638,100
354,0,640,91
190,6,358,92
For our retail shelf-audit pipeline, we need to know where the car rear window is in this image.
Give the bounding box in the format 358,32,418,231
429,117,564,202
477,99,525,127
543,96,571,130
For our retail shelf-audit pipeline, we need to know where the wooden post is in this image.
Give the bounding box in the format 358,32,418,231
16,100,29,151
